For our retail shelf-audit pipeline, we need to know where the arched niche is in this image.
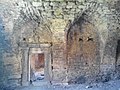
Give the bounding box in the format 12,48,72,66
66,13,100,84
13,18,52,44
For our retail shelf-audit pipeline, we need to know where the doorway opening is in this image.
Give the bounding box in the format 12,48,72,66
116,40,120,66
21,44,52,86
115,40,120,78
30,53,45,82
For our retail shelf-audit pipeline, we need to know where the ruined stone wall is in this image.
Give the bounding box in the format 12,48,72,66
0,0,120,88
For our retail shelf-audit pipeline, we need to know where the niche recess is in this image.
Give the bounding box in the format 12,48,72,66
66,12,100,84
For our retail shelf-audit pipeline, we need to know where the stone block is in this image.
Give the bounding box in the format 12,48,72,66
54,8,63,16
49,0,64,1
61,2,66,6
5,63,21,75
66,5,73,9
53,50,64,58
100,65,115,73
52,43,65,50
51,19,68,29
3,56,19,65
102,56,115,65
53,31,65,41
44,0,50,1
32,2,42,7
43,2,49,7
68,2,75,6
53,57,66,69
7,79,21,86
68,75,86,84
8,74,21,80
52,69,67,82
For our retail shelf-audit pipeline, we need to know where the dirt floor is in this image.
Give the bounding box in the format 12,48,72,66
14,79,120,90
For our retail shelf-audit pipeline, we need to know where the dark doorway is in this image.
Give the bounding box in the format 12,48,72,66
30,53,45,82
116,40,120,66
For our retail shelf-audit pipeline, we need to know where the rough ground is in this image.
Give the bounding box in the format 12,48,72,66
14,80,120,90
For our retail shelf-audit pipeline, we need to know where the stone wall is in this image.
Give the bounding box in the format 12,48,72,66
0,0,120,89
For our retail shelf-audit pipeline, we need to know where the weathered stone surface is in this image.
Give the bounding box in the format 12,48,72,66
0,0,120,88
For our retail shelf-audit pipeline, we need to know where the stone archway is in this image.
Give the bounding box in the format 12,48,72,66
66,13,100,84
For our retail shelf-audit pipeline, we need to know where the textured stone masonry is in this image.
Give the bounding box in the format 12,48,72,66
0,0,120,89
